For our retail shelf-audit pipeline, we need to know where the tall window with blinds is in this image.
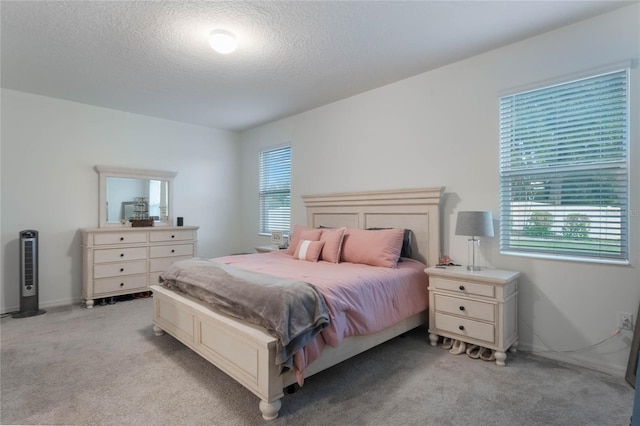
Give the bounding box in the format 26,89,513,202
259,146,291,235
499,69,629,263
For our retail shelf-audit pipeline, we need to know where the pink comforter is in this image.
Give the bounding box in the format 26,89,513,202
214,251,428,384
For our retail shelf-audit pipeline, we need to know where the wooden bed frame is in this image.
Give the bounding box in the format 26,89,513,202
150,187,443,420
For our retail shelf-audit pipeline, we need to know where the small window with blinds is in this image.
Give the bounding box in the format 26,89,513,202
499,69,629,264
259,145,291,235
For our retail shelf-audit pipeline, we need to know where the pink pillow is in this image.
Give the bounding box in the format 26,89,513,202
293,240,325,262
320,227,346,263
340,228,404,268
286,225,323,255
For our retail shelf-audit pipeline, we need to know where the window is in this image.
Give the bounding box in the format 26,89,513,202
259,146,291,235
499,69,629,263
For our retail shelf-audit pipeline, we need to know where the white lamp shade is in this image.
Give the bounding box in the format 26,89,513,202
455,211,494,237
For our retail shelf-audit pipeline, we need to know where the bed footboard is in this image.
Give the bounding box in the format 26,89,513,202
150,284,285,420
151,284,428,420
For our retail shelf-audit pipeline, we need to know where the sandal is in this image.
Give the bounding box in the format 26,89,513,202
442,337,454,350
449,340,466,355
479,347,495,362
466,345,481,359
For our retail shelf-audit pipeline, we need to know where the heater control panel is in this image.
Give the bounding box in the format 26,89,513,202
20,232,38,297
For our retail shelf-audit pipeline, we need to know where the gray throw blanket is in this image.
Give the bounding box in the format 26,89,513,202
159,258,330,373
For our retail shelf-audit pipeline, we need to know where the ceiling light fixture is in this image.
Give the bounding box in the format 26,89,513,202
208,29,237,54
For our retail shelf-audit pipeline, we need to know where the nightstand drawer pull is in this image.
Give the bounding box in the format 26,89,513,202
459,285,465,291
459,325,465,331
120,283,124,287
120,253,124,257
120,268,124,272
459,306,465,311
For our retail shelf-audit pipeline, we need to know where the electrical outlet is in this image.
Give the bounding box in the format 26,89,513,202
618,312,634,330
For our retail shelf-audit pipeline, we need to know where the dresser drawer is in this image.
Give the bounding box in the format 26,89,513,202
149,230,194,242
93,232,147,245
435,294,495,322
94,274,148,295
94,247,147,264
431,277,495,298
149,244,194,259
435,312,495,344
149,255,193,273
94,260,147,279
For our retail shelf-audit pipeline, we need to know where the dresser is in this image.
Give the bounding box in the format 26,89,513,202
425,266,519,366
81,226,198,308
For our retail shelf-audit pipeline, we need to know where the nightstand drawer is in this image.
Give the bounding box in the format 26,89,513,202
94,247,147,263
435,294,495,322
435,312,495,344
149,244,194,258
431,277,495,298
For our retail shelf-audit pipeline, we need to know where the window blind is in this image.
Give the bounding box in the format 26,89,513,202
259,146,291,234
499,69,629,263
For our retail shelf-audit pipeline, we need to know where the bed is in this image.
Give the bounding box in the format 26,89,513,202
150,187,443,420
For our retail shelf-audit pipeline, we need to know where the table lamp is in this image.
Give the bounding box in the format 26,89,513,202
455,211,494,271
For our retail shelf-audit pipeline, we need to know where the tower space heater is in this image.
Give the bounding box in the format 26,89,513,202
13,230,46,318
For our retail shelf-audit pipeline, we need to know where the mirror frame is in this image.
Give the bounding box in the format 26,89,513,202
95,165,177,228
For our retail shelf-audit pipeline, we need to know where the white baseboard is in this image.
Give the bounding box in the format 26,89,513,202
519,342,627,378
1,297,82,315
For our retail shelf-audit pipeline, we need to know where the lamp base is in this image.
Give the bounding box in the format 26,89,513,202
466,237,482,272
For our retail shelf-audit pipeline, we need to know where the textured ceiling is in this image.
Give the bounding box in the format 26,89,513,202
1,1,634,132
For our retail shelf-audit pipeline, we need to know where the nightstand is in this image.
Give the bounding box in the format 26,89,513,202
425,266,520,366
255,245,282,253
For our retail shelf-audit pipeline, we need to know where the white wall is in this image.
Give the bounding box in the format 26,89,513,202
1,89,241,312
239,5,640,376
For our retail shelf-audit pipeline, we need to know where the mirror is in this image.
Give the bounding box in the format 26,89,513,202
96,165,176,228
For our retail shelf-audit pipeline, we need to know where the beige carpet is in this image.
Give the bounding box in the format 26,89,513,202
1,297,634,425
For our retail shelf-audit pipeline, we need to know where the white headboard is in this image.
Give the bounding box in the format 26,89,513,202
302,187,443,267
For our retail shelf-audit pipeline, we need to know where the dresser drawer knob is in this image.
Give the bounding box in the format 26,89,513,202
459,325,465,331
120,237,124,241
459,306,465,311
120,283,124,287
120,253,124,257
171,249,175,253
120,268,124,272
459,285,465,291
171,235,175,239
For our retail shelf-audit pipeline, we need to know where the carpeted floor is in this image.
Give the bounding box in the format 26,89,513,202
1,297,634,425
